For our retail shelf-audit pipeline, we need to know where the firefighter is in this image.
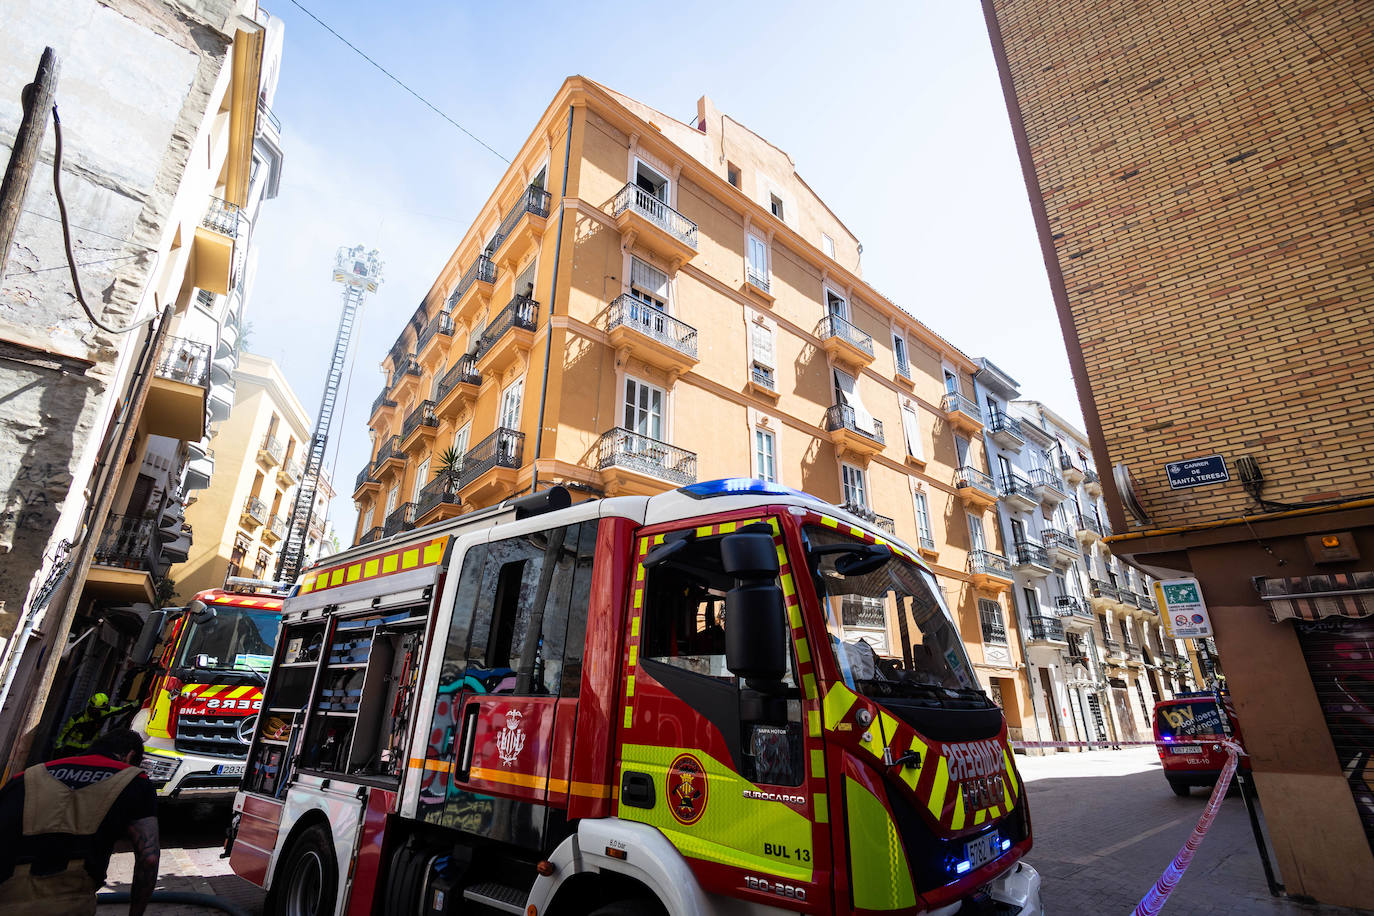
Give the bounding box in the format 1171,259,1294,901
54,692,136,755
0,728,160,915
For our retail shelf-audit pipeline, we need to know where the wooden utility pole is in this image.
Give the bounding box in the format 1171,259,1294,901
0,47,59,280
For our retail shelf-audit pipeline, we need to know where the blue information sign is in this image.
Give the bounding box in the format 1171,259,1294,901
1165,455,1229,490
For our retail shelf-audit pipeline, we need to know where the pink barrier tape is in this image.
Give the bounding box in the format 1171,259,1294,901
1010,739,1157,749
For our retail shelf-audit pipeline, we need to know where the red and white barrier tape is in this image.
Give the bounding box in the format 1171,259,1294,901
1010,739,1158,749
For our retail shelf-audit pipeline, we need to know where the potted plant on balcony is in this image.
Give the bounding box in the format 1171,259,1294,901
436,446,464,500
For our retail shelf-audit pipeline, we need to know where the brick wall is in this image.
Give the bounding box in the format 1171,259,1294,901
986,0,1374,528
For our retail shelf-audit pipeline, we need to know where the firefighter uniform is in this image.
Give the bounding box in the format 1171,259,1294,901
54,693,134,754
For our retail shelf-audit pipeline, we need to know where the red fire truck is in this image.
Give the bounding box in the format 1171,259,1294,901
228,479,1041,915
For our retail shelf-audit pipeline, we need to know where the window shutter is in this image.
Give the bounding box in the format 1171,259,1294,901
751,324,775,368
833,369,876,435
631,258,669,299
901,405,923,459
747,235,768,275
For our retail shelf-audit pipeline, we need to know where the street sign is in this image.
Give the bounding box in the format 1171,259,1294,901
1156,578,1213,639
1165,455,1229,490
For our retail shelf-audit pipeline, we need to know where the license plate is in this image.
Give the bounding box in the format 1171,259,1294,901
964,832,999,870
1170,745,1203,755
215,764,246,777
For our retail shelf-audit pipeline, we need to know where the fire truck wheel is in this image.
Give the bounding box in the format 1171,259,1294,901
272,823,337,916
1168,778,1191,797
588,898,665,916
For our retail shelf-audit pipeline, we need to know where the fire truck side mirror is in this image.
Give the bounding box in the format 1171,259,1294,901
721,532,787,684
131,609,168,666
719,532,779,578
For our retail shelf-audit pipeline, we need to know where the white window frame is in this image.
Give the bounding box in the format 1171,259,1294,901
452,421,472,460
754,427,778,483
413,457,430,503
900,402,923,461
912,488,933,546
893,333,909,376
821,233,835,258
841,463,867,509
824,286,849,320
746,233,769,289
623,375,665,441
968,513,987,552
386,483,399,516
633,157,671,204
499,376,524,430
751,322,776,371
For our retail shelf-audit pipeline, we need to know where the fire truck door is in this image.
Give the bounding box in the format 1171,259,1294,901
616,519,828,902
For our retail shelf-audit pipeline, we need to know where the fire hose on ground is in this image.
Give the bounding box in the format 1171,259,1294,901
96,890,250,916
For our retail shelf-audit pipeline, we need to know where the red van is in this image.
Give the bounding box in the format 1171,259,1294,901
1153,692,1248,796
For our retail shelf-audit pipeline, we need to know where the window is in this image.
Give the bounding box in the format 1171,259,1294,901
635,160,669,202
750,323,775,389
386,483,399,515
944,369,959,396
1022,586,1039,617
228,533,250,578
900,404,923,460
467,315,487,356
998,455,1015,489
841,463,867,508
893,334,909,377
821,233,835,258
624,377,664,440
912,489,934,547
833,368,877,436
968,513,987,552
978,598,1007,644
769,193,784,220
530,163,548,191
1010,516,1026,547
431,360,446,401
746,234,769,289
452,421,471,460
514,258,537,300
825,288,848,318
754,428,777,482
413,457,431,502
954,434,971,468
500,377,524,430
629,257,669,316
727,163,740,188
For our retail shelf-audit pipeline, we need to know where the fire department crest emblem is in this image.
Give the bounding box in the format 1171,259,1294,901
496,709,526,766
667,752,708,825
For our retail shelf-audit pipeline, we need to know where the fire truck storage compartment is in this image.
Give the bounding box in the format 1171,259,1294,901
300,607,427,782
245,620,326,797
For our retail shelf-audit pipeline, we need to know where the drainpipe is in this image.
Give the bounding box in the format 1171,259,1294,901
530,104,575,495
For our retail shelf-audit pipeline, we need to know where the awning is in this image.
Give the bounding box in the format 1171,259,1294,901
1256,571,1374,622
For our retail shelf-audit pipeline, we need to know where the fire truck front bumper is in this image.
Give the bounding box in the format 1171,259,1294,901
984,861,1042,915
141,747,246,800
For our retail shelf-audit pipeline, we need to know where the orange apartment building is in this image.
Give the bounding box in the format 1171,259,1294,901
349,77,1049,739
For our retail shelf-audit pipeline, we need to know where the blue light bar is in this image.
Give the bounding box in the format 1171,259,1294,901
955,860,972,875
680,478,810,500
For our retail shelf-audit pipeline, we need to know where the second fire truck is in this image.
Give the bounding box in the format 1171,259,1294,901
228,479,1041,914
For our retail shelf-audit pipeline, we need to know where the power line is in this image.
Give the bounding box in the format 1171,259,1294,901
21,208,157,251
283,0,510,163
4,253,140,279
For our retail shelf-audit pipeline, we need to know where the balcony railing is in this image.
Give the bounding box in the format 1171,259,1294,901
417,473,461,519
283,456,304,481
266,515,286,540
1055,596,1093,619
1090,578,1120,602
260,434,285,465
371,390,397,416
418,311,454,350
1059,452,1080,473
1077,513,1103,537
94,514,156,570
257,101,281,135
384,502,417,537
358,526,384,545
492,184,552,251
1029,467,1066,496
917,532,936,552
355,463,377,492
201,197,240,236
980,613,1007,645
751,364,776,391
816,314,875,357
1014,540,1051,568
989,411,1024,439
968,549,1012,579
611,183,698,249
436,354,482,400
597,428,698,486
402,400,438,441
1084,470,1101,487
941,391,983,424
895,356,913,380
1042,527,1077,554
606,295,699,359
460,427,525,488
375,435,405,466
999,473,1037,504
825,404,884,444
450,255,498,309
1028,616,1066,642
745,263,770,293
841,502,895,534
954,465,997,498
156,336,212,387
242,496,267,525
389,356,422,391
475,295,539,360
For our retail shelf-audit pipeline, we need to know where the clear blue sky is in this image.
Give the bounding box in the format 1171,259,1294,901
247,0,1080,541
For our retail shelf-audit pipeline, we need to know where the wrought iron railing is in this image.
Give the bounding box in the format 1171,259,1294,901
417,473,461,519
1066,654,1092,669
260,434,285,465
918,532,936,552
402,400,438,441
459,427,525,488
359,526,384,545
283,457,304,481
597,428,698,486
436,354,482,400
266,515,286,540
1118,590,1140,608
816,314,874,357
842,597,887,629
384,502,417,537
94,515,156,570
450,255,498,308
606,295,698,359
418,311,454,350
751,364,776,391
201,197,240,236
492,184,552,251
1077,513,1103,537
745,263,770,292
242,496,267,525
1083,470,1100,487
968,549,1012,579
1029,467,1066,496
1060,452,1080,473
1090,578,1120,602
1055,595,1092,619
895,355,913,380
1014,540,1051,568
475,295,539,359
999,473,1037,503
1028,616,1066,642
375,435,405,466
611,183,698,249
1138,592,1156,611
954,465,997,498
989,411,1024,440
941,391,983,423
156,336,212,387
825,404,884,444
257,101,281,135
389,356,422,390
980,611,1007,645
1041,527,1076,554
354,463,377,492
841,501,895,534
371,390,397,416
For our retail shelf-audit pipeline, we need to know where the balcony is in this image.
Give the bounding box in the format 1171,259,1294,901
389,356,423,403
435,355,482,421
1076,513,1103,544
998,473,1038,513
193,197,240,295
401,400,439,452
1089,578,1119,611
449,255,498,319
953,466,999,510
1083,470,1103,497
146,336,212,441
491,184,551,268
841,502,895,534
384,502,418,538
1059,452,1085,486
262,514,286,545
609,183,698,267
825,404,885,459
374,435,406,478
87,514,158,603
353,462,380,498
474,295,539,378
988,411,1025,450
605,295,699,378
241,495,267,530
941,392,983,435
278,455,303,487
597,428,698,496
815,314,875,370
748,364,778,399
258,434,285,468
358,526,384,546
967,549,1013,591
1027,616,1066,644
744,263,772,300
415,474,462,526
1029,467,1067,506
894,356,914,387
458,427,525,505
257,101,281,138
1041,527,1080,565
1012,540,1052,575
1055,595,1094,622
418,311,454,362
371,390,398,422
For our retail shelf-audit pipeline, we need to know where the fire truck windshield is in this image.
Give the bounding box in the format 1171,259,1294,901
805,526,988,707
174,606,280,676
